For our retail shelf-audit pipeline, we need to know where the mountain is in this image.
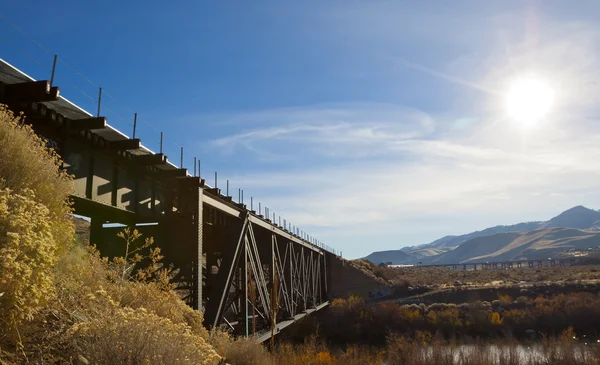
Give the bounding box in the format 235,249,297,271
363,250,414,265
428,227,600,264
364,206,600,265
543,205,600,230
401,221,544,257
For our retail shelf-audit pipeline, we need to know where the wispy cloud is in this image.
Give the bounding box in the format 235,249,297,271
207,103,435,160
195,3,600,258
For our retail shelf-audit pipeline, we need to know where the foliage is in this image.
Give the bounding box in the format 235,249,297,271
68,299,219,365
0,189,57,331
1,228,223,364
111,228,174,291
0,105,74,341
316,291,600,345
0,105,73,254
209,329,272,365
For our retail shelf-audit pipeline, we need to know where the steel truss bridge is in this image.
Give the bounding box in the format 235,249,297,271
0,58,339,342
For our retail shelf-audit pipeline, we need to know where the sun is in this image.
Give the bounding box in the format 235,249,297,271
505,76,555,128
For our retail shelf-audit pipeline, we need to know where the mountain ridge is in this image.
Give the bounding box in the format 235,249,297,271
363,206,600,265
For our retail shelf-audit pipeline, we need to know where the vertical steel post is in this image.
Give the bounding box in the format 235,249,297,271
289,243,294,316
226,180,229,196
49,54,57,87
180,147,184,168
196,187,204,310
244,239,249,338
132,113,137,138
198,159,201,177
271,234,277,348
215,172,218,188
97,87,102,117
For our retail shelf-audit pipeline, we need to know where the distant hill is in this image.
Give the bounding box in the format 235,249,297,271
364,206,600,265
73,216,90,245
401,222,544,258
363,250,414,265
428,227,600,264
543,205,600,230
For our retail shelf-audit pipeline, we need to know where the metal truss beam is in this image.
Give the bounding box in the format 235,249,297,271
205,218,329,342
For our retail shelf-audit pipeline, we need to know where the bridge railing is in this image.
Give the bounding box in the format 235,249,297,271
0,17,342,258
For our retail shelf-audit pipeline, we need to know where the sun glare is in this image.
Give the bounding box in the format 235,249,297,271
505,76,555,128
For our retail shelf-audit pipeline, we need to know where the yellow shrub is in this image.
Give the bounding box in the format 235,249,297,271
502,309,526,325
426,310,439,324
0,105,73,255
331,298,347,308
0,189,60,329
498,294,512,304
490,312,503,325
316,351,332,364
69,305,220,365
398,307,421,323
209,328,273,365
0,104,74,334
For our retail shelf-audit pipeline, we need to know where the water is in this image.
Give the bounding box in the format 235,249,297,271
384,344,593,364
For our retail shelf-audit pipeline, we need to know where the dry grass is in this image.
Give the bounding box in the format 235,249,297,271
209,329,272,365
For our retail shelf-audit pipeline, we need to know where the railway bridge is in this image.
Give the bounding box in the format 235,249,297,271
0,58,341,342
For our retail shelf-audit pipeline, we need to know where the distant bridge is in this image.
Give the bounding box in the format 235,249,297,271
0,58,342,342
409,258,583,271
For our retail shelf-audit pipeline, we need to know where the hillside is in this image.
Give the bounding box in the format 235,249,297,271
363,249,415,265
365,206,600,264
401,221,544,257
426,227,600,264
543,205,600,230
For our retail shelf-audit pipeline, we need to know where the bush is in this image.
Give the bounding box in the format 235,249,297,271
40,235,224,364
0,105,74,337
209,329,272,365
0,189,57,328
69,304,220,365
0,105,73,253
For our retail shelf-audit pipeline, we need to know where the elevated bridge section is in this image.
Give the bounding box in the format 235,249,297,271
0,58,342,341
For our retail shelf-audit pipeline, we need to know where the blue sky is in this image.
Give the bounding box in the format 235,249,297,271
2,1,600,258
